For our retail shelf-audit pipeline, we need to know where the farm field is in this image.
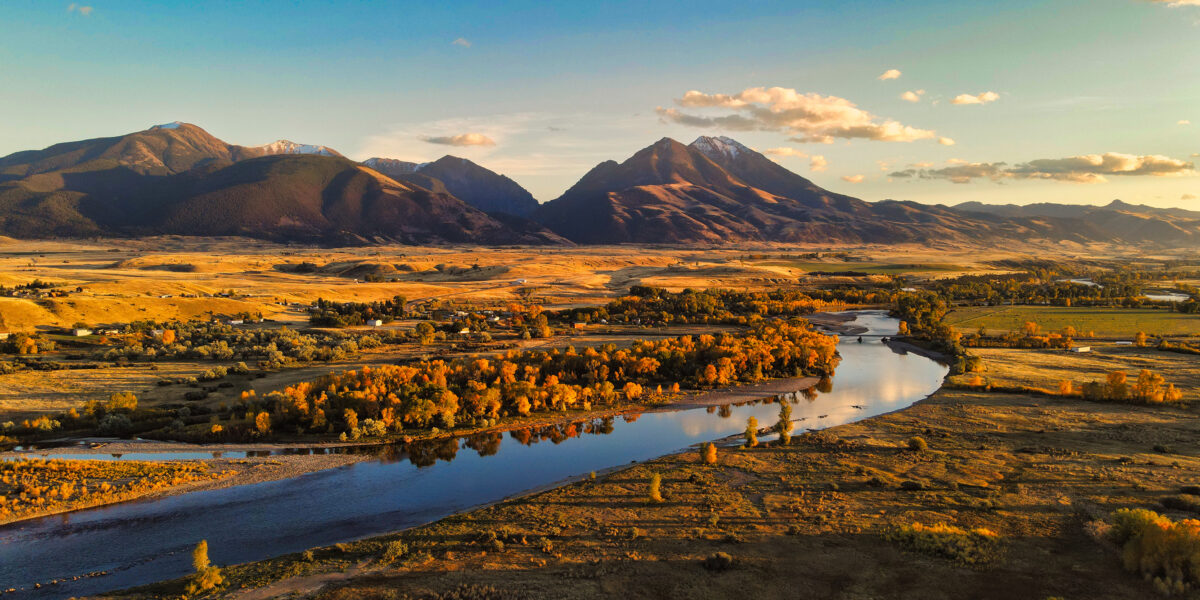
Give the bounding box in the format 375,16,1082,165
946,306,1200,339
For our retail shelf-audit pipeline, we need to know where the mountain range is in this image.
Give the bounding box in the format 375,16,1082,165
1,123,1196,247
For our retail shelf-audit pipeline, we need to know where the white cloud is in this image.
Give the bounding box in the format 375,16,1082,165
809,155,828,172
891,152,1195,184
656,86,939,144
878,69,902,80
877,160,891,172
951,91,1000,105
1148,0,1200,6
764,147,809,158
938,137,956,146
420,133,495,146
841,174,865,183
1180,120,1192,125
900,90,925,102
67,3,93,15
452,38,472,48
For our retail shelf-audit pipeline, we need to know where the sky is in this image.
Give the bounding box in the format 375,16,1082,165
0,0,1197,207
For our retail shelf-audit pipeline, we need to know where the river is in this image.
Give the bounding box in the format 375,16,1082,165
0,311,948,598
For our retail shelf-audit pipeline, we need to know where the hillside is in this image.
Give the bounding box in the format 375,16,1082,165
364,155,539,217
0,124,565,245
952,199,1200,245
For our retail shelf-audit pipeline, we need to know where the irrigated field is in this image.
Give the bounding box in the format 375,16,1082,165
946,306,1199,338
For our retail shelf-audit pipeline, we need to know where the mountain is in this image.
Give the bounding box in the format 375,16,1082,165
249,140,343,158
533,136,1023,244
0,124,566,245
951,200,1200,245
364,155,539,217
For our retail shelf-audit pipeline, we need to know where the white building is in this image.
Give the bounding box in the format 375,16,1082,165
368,319,384,327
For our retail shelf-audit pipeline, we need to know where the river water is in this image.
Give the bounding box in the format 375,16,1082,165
0,311,947,598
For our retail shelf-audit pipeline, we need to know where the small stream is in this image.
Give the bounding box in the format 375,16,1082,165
0,311,948,598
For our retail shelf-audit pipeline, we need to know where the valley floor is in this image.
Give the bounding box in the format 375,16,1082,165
112,348,1200,600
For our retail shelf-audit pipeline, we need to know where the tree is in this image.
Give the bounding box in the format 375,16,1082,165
255,411,271,435
648,473,663,503
1107,371,1129,402
775,401,793,445
1135,331,1149,347
897,321,909,335
1023,321,1040,335
161,329,177,345
744,416,758,448
186,540,224,595
701,442,717,465
343,408,358,431
1058,380,1074,396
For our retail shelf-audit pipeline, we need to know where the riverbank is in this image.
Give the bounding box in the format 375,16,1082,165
123,354,1200,600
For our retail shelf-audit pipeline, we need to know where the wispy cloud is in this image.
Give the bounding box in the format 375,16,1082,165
900,90,925,103
938,137,956,146
655,86,939,144
452,37,471,48
1180,119,1192,125
764,147,808,158
891,152,1195,184
951,91,1000,105
67,3,93,15
809,155,828,172
878,69,902,80
842,174,865,183
1183,194,1198,200
420,133,495,147
1147,0,1200,6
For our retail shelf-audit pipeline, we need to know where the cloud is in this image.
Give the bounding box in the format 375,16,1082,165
419,133,496,147
900,90,925,103
1148,0,1200,6
938,137,956,146
1184,194,1198,200
841,174,866,183
809,155,828,172
891,152,1195,184
67,3,92,15
878,69,902,80
877,160,891,172
764,147,809,158
951,91,1000,105
1180,120,1192,125
656,86,938,144
452,37,471,48
909,162,935,168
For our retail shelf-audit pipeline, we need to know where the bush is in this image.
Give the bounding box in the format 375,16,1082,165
381,539,409,564
702,552,735,571
97,414,133,436
1163,495,1200,514
648,473,663,503
886,522,1001,564
1109,508,1200,593
907,436,928,452
701,442,717,465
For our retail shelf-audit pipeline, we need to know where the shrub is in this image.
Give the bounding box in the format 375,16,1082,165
381,539,409,564
907,436,928,452
1109,508,1200,593
744,416,758,448
886,522,1001,564
185,540,224,595
648,473,663,503
701,442,717,465
97,414,133,436
1162,495,1200,514
702,552,735,571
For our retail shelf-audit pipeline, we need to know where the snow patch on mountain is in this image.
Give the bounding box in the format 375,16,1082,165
363,157,428,173
689,135,751,162
151,121,186,130
255,140,342,157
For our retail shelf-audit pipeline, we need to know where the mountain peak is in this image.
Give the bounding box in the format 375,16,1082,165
689,135,751,162
150,121,188,131
254,140,342,158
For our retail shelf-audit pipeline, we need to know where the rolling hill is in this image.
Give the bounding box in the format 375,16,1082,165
364,155,538,217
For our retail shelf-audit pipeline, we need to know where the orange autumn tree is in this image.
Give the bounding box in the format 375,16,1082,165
261,320,839,434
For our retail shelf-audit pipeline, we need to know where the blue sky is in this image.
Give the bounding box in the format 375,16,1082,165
1,0,1197,206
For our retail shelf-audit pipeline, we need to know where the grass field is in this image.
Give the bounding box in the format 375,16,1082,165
946,306,1200,338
